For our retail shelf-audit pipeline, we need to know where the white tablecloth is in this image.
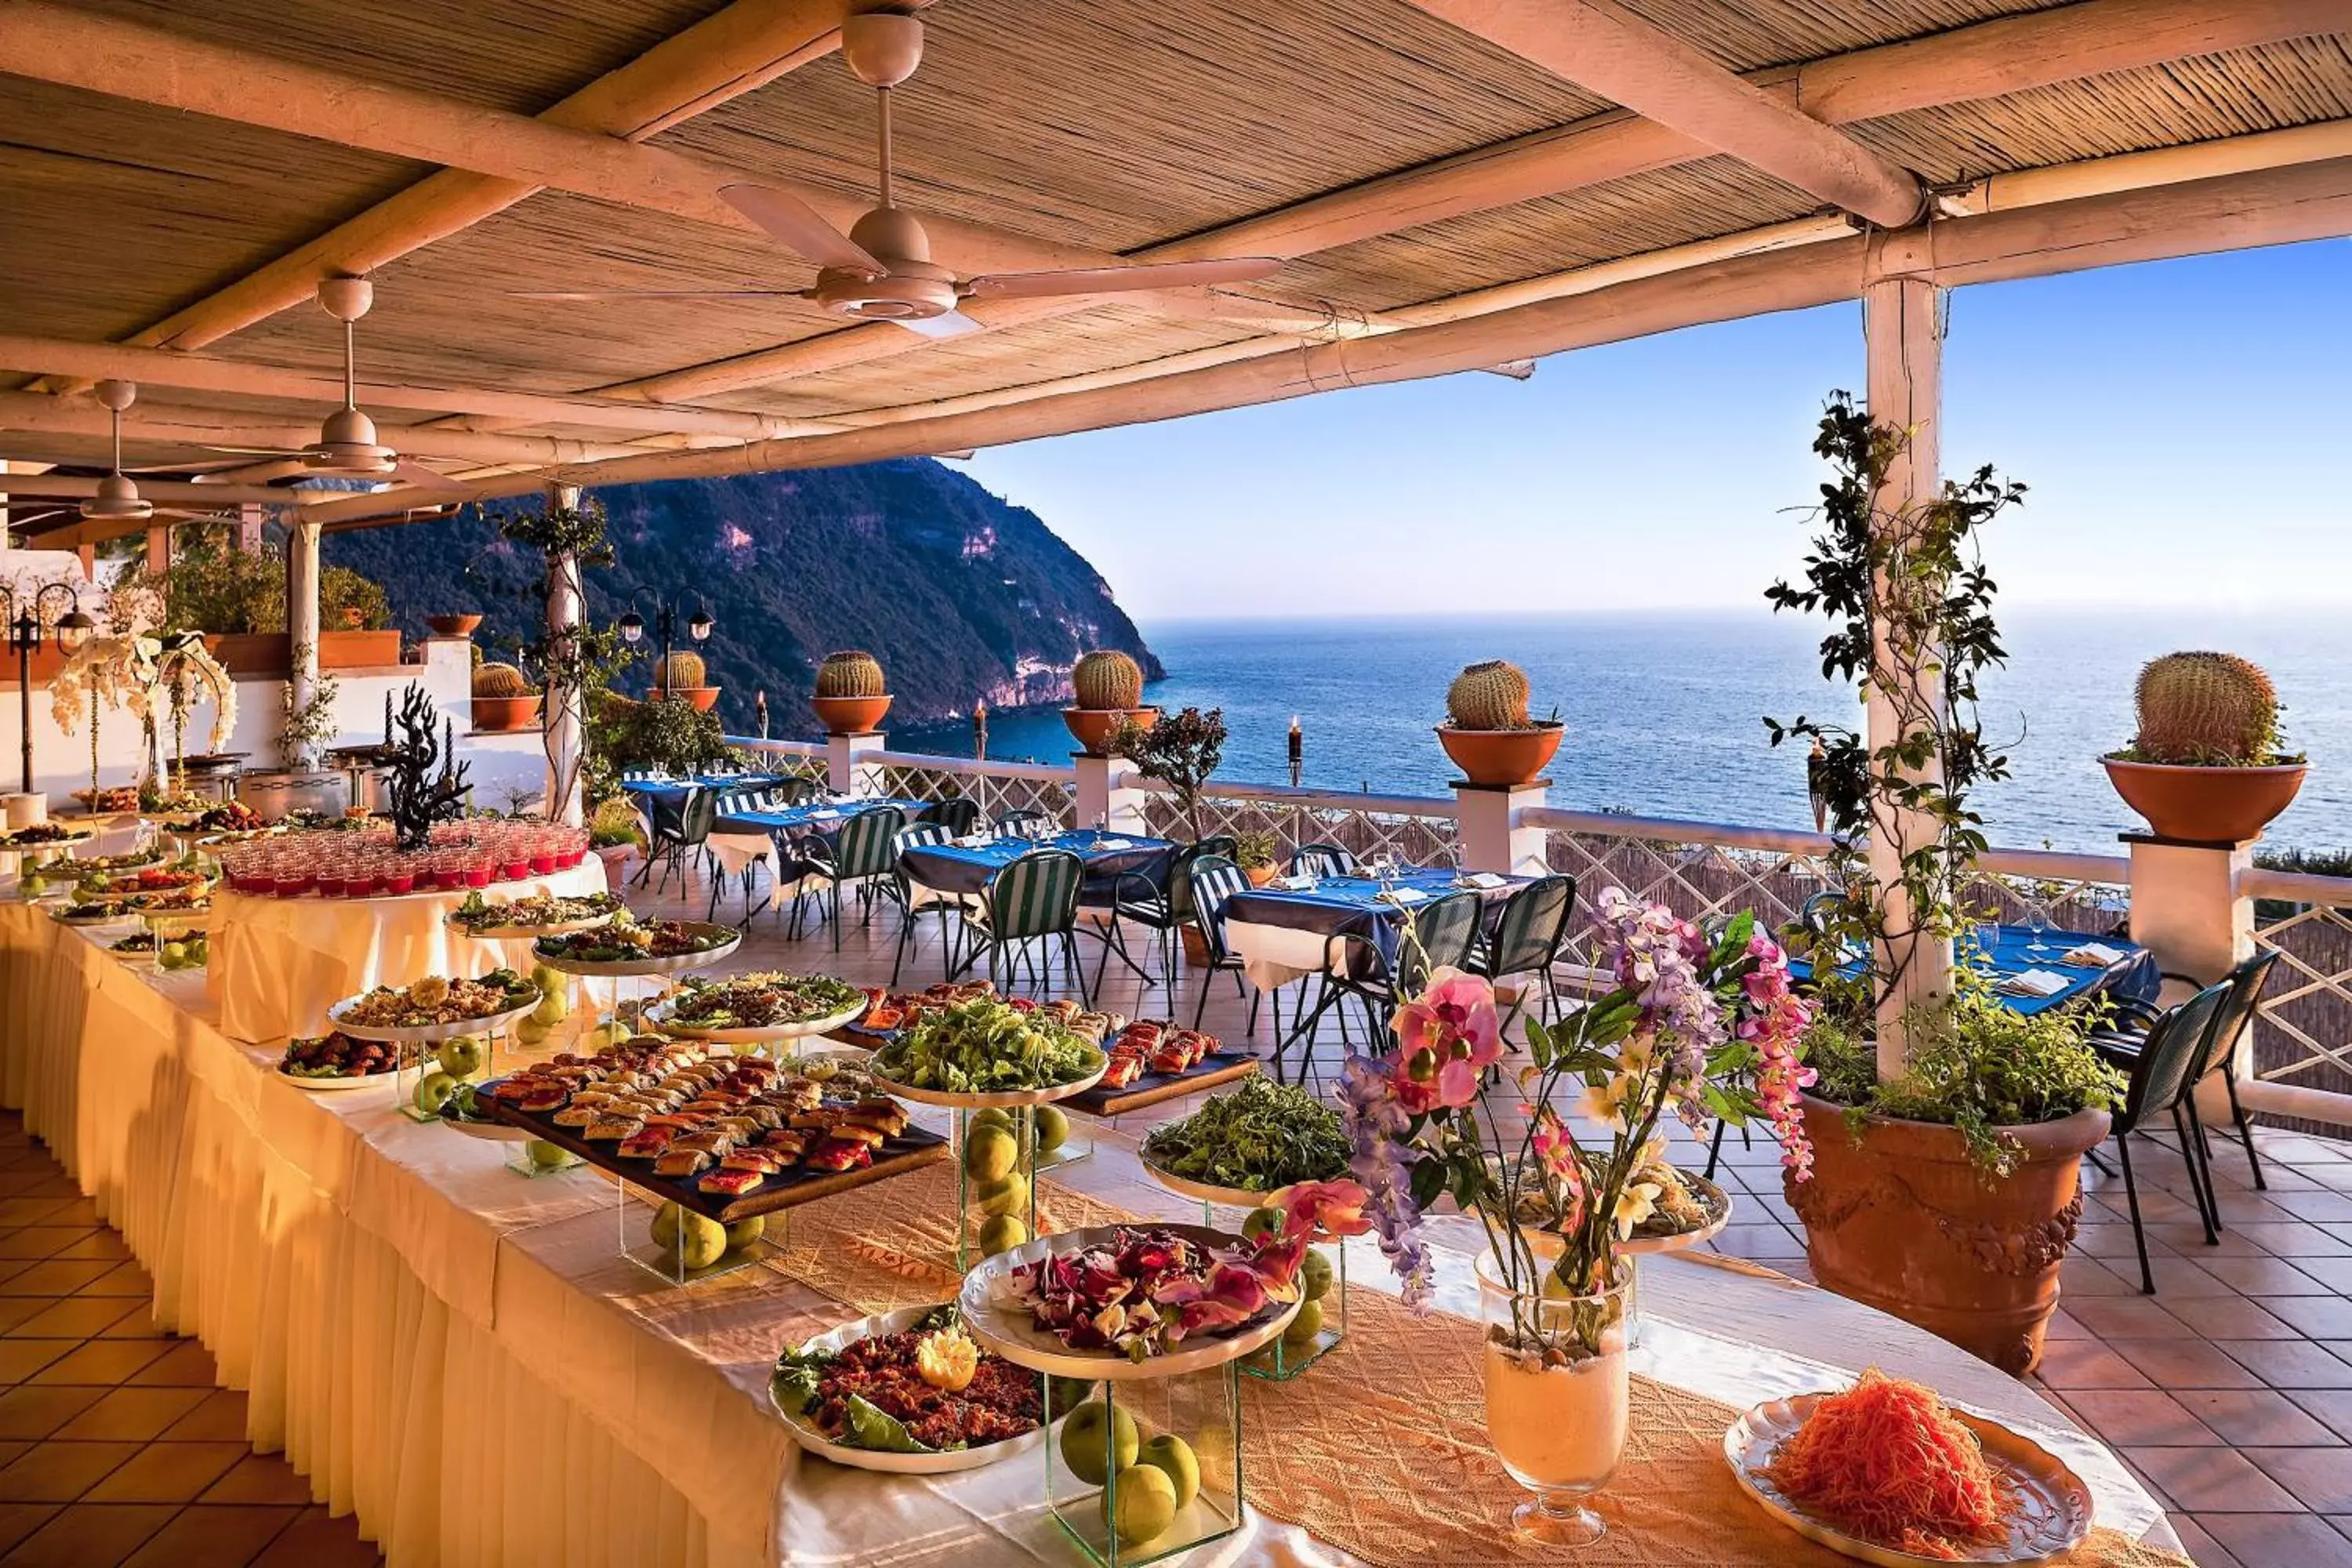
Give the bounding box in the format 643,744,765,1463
207,862,608,1041
1225,917,1345,991
0,902,2176,1567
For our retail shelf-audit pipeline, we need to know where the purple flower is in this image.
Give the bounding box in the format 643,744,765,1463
1335,1053,1434,1309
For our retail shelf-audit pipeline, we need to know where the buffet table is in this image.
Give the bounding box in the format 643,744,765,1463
0,901,2183,1567
207,860,608,1041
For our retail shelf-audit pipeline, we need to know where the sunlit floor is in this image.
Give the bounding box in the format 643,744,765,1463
2,860,2347,1564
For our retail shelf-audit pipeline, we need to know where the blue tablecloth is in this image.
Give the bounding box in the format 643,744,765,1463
1791,924,2161,1017
1224,866,1528,966
714,797,928,840
619,772,792,808
899,829,1174,899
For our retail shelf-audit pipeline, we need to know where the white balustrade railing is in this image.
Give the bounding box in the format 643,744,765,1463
2240,866,2352,1127
1138,779,1460,869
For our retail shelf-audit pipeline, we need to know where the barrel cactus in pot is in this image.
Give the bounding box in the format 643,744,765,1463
650,649,720,713
2103,652,2305,841
1064,648,1160,757
470,662,542,733
811,650,891,735
1436,659,1562,786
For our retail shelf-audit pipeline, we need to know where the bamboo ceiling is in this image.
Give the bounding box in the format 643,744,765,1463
1,0,2349,536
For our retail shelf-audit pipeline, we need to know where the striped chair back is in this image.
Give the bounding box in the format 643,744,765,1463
1188,854,1249,960
995,808,1053,840
918,797,980,836
1486,874,1575,979
1292,840,1356,879
832,805,907,880
1397,892,1484,993
622,768,665,782
712,786,769,821
893,822,950,856
988,849,1083,940
1165,837,1236,924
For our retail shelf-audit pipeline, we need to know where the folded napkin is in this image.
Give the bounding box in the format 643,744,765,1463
2061,942,2126,967
1274,873,1316,891
956,834,993,848
1459,872,1506,890
1377,887,1430,906
1096,838,1134,850
2000,969,2070,997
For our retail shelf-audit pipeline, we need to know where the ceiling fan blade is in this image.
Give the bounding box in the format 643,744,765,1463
961,256,1283,300
390,459,467,492
719,183,883,275
507,289,812,301
892,310,985,341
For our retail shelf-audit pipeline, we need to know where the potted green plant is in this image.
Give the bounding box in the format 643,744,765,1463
318,568,399,668
470,662,542,733
811,649,891,734
1063,649,1159,757
588,795,645,883
2103,652,2306,841
1436,661,1562,786
648,649,720,713
1764,392,2114,1376
1233,829,1279,887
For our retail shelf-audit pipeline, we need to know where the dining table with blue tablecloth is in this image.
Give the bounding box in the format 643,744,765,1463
896,826,1175,902
1790,924,2162,1014
1221,866,1530,993
618,771,794,810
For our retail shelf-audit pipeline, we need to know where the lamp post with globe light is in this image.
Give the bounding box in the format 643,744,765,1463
4,583,96,793
615,593,713,699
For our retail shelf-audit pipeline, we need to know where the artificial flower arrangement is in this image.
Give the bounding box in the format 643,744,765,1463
1339,887,1817,1344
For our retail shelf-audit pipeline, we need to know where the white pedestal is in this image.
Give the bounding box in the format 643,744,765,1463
827,731,887,797
1450,779,1549,877
2125,832,2255,1122
1073,753,1150,837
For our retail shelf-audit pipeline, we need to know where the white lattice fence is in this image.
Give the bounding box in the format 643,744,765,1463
1143,787,1458,867
2244,870,2352,1118
872,757,1076,829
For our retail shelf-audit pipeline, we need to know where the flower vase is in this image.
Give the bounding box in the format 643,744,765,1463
1475,1251,1629,1548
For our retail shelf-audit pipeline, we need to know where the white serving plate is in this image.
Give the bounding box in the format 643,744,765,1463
767,1305,1069,1475
642,992,866,1044
278,1068,396,1094
1138,1154,1298,1212
868,1046,1109,1111
447,910,617,942
958,1223,1300,1380
530,927,742,978
326,991,541,1045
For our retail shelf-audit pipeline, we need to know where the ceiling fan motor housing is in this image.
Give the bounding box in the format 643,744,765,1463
80,471,153,522
305,405,397,475
821,206,957,320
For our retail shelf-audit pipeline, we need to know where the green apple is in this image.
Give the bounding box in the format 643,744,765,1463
524,1140,572,1171
1033,1105,1071,1155
677,1212,728,1271
724,1214,766,1253
156,941,189,971
1300,1248,1334,1303
1137,1433,1200,1511
650,1201,684,1251
1240,1206,1280,1243
1058,1399,1139,1486
1100,1462,1178,1545
437,1035,485,1079
16,873,44,899
975,1214,1028,1257
969,1107,1014,1134
1282,1298,1324,1348
973,1171,1029,1218
413,1070,458,1115
964,1123,1019,1183
513,1015,554,1047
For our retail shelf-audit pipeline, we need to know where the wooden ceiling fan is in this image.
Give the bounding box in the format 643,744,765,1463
66,380,241,528
513,10,1281,338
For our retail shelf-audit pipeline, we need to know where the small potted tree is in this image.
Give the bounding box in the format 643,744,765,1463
1063,648,1159,756
470,662,543,733
648,649,720,713
1436,661,1562,786
1234,829,1280,887
811,649,892,735
2103,652,2307,841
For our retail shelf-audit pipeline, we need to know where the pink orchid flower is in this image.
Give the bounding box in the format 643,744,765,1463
1394,966,1503,1069
1266,1179,1374,1243
1152,1261,1272,1337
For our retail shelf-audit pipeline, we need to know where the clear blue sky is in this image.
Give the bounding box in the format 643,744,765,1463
962,239,2352,622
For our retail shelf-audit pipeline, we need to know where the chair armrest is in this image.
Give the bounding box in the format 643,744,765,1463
1321,930,1386,985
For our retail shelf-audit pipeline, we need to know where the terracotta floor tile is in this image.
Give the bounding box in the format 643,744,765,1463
0,1344,71,1387
2272,1192,2352,1224
2032,1337,2156,1391
2220,1340,2352,1392
73,1265,154,1301
2249,1447,2352,1514
0,1261,120,1298
156,1390,246,1444
2291,1257,2352,1294
0,1505,56,1559
52,1390,211,1444
2198,1254,2336,1296
91,1312,169,1342
2169,1515,2243,1568
2181,1390,2341,1447
2074,1222,2171,1261
202,1454,314,1507
2163,1295,2303,1341
0,1390,104,1443
2111,1337,2267,1390
2044,1309,2092,1341
26,1340,174,1388
0,1441,141,1504
2058,1257,2137,1298
0,1502,177,1567
82,1441,247,1504
2198,1510,2352,1566
2123,1446,2303,1512
0,1307,45,1340
120,1504,302,1568
0,1204,74,1232
2060,1388,2215,1447
2296,1392,2352,1444
2261,1296,2352,1340
1712,1224,1806,1260
4,1298,142,1341
39,1233,129,1265
2229,1221,2352,1258
32,1203,99,1231
0,1235,91,1265
2067,1295,2192,1339
248,1506,381,1568
124,1342,215,1388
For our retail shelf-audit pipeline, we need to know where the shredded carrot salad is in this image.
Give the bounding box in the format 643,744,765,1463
1765,1370,2015,1559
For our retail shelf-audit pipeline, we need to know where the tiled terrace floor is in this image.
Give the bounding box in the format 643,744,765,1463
4,862,2350,1564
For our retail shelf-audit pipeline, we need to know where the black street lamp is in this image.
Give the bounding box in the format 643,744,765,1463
4,583,96,793
616,591,714,697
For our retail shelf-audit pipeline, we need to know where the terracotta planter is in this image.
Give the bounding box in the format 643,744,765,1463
1063,706,1159,757
593,842,638,885
206,632,289,677
321,630,401,670
1179,925,1211,967
425,614,483,637
648,686,722,713
1787,1092,2109,1376
1244,862,1279,888
2102,757,2307,843
472,695,543,734
812,693,892,735
1436,723,1563,787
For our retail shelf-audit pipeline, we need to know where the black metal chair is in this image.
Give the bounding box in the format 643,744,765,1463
1290,841,1356,880
2099,976,2235,1294
2094,949,2278,1192
964,848,1091,1004
1087,836,1236,992
1283,891,1484,1083
637,785,716,895
995,808,1054,840
917,797,981,837
887,821,961,985
1468,874,1575,1029
790,804,907,948
1185,854,1274,1035
704,784,782,920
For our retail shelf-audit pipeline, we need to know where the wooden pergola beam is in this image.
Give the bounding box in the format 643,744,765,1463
0,391,644,468
0,474,300,505
617,0,2336,400
1397,0,1926,225
0,334,818,439
303,153,2352,524
25,0,871,366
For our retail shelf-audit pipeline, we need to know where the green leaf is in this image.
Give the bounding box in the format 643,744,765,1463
844,1394,942,1453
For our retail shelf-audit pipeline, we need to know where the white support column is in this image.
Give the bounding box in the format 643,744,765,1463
1074,753,1151,836
1453,782,1551,877
285,517,321,770
543,483,586,826
2126,833,2256,1122
827,732,887,797
144,522,170,579
1863,273,1953,1076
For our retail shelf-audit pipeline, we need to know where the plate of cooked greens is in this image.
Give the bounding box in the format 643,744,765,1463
444,888,624,940
641,971,866,1043
867,997,1106,1108
1140,1077,1352,1206
529,917,740,975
